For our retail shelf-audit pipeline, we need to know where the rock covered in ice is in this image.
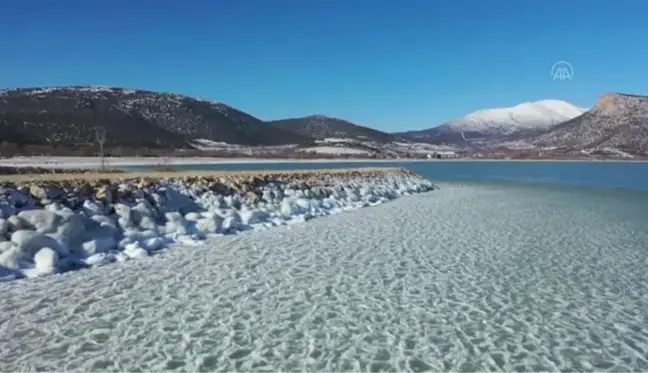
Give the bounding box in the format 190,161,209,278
81,237,118,256
17,210,61,233
0,168,436,281
7,215,28,231
33,247,59,275
11,230,62,257
0,241,14,253
0,218,7,236
195,215,222,234
124,245,148,259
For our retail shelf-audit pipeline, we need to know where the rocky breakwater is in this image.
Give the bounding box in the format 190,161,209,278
0,168,436,281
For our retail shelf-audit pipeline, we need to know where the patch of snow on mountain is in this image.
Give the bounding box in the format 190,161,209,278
298,146,370,155
18,86,141,97
315,138,357,144
444,100,588,134
497,140,536,150
76,86,121,93
193,139,233,148
388,141,459,154
191,139,298,152
593,147,635,158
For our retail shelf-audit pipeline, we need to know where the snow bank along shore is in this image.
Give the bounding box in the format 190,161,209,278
0,168,436,281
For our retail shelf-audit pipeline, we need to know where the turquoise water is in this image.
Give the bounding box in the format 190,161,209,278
123,161,648,191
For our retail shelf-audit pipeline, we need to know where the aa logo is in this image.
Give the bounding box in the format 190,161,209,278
551,61,574,81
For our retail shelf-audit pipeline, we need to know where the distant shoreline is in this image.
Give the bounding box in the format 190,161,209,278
0,156,646,170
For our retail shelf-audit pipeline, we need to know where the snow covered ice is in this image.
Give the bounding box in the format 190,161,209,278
1,182,648,372
0,169,435,281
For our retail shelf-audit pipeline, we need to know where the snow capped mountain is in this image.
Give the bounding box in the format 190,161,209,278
444,99,588,134
395,99,588,144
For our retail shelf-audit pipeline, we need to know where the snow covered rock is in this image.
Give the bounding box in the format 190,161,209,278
132,200,159,224
0,218,7,237
239,207,269,225
80,237,118,256
33,247,59,275
91,214,117,227
195,216,222,234
123,229,159,242
55,213,86,242
82,200,105,216
222,211,243,232
7,215,28,231
164,211,192,235
138,216,159,231
184,212,202,222
140,236,167,252
17,210,61,233
0,241,15,253
0,168,436,282
29,185,63,201
280,199,295,217
114,203,132,219
124,245,148,259
0,247,25,270
11,230,63,257
117,216,134,230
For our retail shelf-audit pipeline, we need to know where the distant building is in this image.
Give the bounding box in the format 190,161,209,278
429,151,458,159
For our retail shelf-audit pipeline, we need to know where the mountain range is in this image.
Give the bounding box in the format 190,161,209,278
0,86,647,157
397,95,648,156
0,86,310,149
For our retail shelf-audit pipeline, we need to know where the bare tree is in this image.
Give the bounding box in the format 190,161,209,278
96,125,107,171
0,140,7,158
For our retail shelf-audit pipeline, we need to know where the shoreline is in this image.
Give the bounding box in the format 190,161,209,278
0,167,436,282
1,156,647,170
0,167,407,182
1,156,432,169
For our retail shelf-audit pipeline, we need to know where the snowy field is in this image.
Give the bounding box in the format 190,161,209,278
1,182,647,371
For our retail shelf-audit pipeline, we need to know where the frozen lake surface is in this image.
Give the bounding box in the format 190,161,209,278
1,182,648,372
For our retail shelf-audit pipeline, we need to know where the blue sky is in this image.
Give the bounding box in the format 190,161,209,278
1,0,646,131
